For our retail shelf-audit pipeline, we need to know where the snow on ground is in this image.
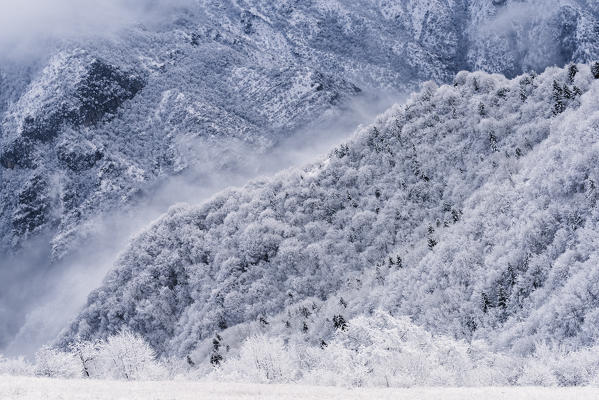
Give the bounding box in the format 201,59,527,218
1,377,599,400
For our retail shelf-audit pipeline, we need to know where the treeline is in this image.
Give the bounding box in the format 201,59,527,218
4,312,599,387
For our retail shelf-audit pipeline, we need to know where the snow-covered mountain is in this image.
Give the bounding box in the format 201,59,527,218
2,0,599,356
62,63,599,363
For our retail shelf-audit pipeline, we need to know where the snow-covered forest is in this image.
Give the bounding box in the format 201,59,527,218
4,62,599,390
3,0,599,397
54,63,599,384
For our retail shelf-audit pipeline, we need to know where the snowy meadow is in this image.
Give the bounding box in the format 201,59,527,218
2,378,599,400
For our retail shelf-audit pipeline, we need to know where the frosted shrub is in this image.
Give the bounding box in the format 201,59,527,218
319,311,481,387
0,355,33,376
215,311,519,388
466,349,518,386
519,359,558,386
160,356,197,380
518,342,559,386
22,331,166,381
304,341,373,388
34,346,80,378
98,330,167,380
213,311,599,388
215,335,297,383
551,349,595,386
517,342,599,386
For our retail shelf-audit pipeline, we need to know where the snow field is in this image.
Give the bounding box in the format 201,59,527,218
2,377,599,400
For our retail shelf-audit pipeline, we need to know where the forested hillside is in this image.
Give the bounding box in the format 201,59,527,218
3,0,599,375
62,63,599,366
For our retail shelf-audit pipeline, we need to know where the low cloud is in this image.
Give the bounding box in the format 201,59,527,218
0,0,193,61
476,0,573,73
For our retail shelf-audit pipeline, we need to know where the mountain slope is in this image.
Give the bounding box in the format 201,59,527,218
62,63,599,358
3,0,599,355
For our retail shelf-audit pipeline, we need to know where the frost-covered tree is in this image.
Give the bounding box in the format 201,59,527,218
99,330,165,380
0,355,33,376
34,346,80,378
214,335,296,384
69,339,102,378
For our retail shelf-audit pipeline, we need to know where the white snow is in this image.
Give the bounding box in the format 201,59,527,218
1,377,598,400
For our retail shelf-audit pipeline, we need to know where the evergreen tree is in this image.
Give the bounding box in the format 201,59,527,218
592,62,599,79
552,81,565,115
568,64,578,83
333,315,348,331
